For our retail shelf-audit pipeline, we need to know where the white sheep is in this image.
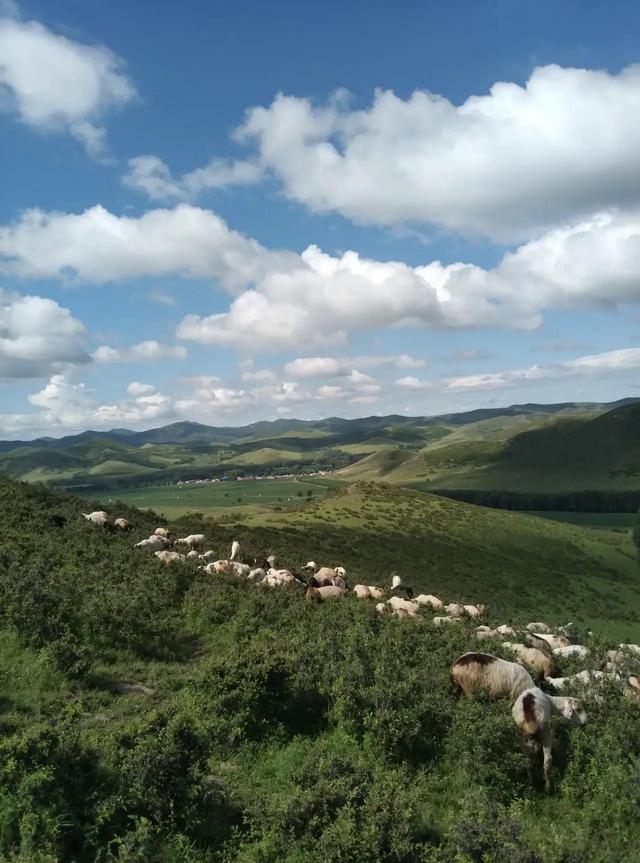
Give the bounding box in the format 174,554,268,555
175,534,205,550
512,687,586,792
625,675,640,703
232,562,251,577
82,511,109,527
476,626,499,640
451,652,535,704
501,642,555,679
135,536,168,552
200,550,218,562
353,584,372,599
620,643,640,656
387,596,420,617
186,550,200,560
526,622,552,633
553,645,590,660
526,632,571,650
230,539,240,561
154,550,185,565
368,586,385,599
415,594,443,610
248,567,266,583
445,603,466,618
114,517,129,530
434,615,461,626
463,604,486,619
496,624,518,637
154,527,171,538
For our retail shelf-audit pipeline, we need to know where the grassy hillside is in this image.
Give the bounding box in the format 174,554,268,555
0,476,639,861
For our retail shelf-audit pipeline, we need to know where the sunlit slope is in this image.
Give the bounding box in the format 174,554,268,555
427,402,640,491
235,482,640,637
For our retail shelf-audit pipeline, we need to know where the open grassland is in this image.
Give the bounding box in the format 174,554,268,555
0,476,638,861
528,511,637,531
96,476,331,518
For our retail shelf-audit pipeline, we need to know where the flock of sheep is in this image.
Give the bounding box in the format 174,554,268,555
83,509,640,792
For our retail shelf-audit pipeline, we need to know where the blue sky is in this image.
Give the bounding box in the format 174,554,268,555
1,0,640,436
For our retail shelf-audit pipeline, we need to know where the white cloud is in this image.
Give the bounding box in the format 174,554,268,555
92,340,186,363
238,65,640,240
396,376,434,391
5,204,640,353
123,154,262,200
0,204,293,291
0,11,135,155
240,368,276,382
126,381,156,396
0,289,89,377
284,354,425,377
444,347,640,391
147,289,176,306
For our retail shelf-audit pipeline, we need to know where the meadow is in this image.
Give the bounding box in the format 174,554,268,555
93,477,331,518
0,476,638,862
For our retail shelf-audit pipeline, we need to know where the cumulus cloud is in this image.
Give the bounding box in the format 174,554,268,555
396,347,640,393
0,289,89,378
237,65,640,240
123,154,262,200
444,347,640,391
126,381,156,396
92,340,186,363
147,289,176,306
284,354,425,377
4,204,640,352
0,10,135,155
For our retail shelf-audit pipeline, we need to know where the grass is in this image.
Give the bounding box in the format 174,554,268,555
528,512,637,531
95,477,331,518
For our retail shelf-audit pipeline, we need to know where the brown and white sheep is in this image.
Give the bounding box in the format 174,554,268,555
154,550,184,565
502,642,555,679
415,594,443,610
175,534,205,550
451,652,535,704
512,687,586,792
114,517,129,530
82,511,108,527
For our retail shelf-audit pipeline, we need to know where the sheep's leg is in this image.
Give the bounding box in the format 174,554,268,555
522,737,539,786
542,730,553,794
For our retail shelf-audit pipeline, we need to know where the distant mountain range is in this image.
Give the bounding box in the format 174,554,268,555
1,397,638,493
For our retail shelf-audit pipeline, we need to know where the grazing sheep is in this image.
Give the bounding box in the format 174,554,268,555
305,586,321,603
175,534,206,550
154,527,171,538
415,594,443,610
303,561,317,572
353,584,372,599
82,511,109,527
527,632,571,650
232,562,251,577
451,653,535,704
230,539,240,561
512,687,586,792
476,627,499,640
546,670,621,694
526,622,552,633
317,585,347,600
248,567,266,582
496,624,518,637
368,586,385,599
264,568,296,587
375,601,387,614
553,645,590,660
154,550,184,565
620,643,640,656
114,517,129,530
463,604,486,619
186,550,200,560
390,575,414,600
387,596,419,617
434,615,461,626
135,536,168,552
200,550,218,562
502,642,555,679
445,603,466,618
625,675,640,703
266,554,278,569
316,566,338,582
207,559,233,574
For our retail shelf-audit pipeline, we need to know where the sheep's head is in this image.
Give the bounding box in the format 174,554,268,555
562,698,587,726
391,575,402,589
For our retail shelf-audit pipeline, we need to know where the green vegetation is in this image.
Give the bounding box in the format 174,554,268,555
529,511,637,531
98,478,331,519
0,476,639,861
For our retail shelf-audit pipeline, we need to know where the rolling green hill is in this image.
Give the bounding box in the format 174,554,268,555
0,475,639,861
